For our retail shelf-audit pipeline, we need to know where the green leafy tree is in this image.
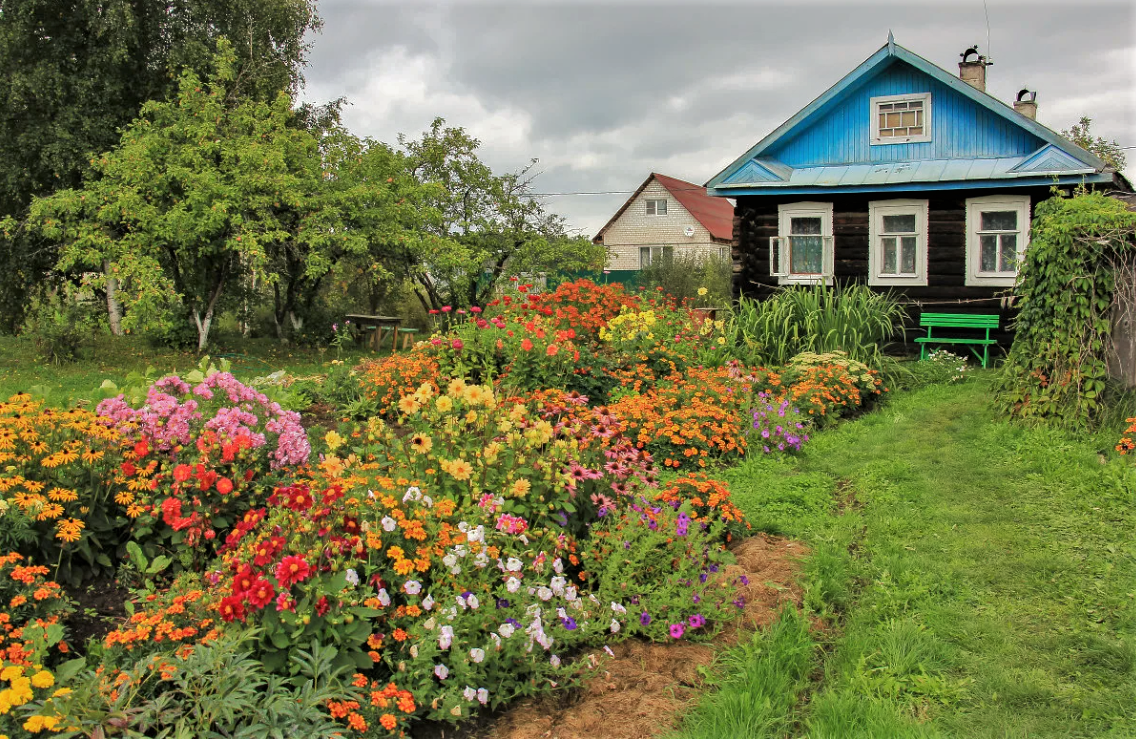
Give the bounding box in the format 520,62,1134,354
262,125,440,339
0,0,320,332
396,118,604,312
1062,116,1127,172
30,45,421,352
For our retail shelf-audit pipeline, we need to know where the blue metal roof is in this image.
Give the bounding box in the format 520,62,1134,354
706,36,1111,196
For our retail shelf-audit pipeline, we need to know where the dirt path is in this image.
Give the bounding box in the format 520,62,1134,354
482,534,808,739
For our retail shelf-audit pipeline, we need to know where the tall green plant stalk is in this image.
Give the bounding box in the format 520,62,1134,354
728,283,907,367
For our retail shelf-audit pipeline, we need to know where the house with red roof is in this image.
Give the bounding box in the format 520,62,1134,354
592,173,734,270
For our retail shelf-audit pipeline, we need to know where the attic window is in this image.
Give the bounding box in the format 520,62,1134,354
645,199,668,216
871,93,932,145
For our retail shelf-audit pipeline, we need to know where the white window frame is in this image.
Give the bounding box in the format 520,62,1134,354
639,245,673,269
965,195,1031,287
868,199,929,286
773,202,834,285
645,199,668,216
870,93,932,145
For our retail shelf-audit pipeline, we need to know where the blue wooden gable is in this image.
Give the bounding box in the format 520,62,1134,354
707,36,1112,197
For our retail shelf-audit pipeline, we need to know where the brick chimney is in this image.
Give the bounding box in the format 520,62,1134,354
959,46,991,92
1014,89,1038,120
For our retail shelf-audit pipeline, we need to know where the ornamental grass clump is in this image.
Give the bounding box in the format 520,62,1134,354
731,283,907,367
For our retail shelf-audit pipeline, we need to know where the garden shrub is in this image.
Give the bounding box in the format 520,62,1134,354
0,393,131,584
21,292,95,365
995,192,1136,429
609,365,752,469
654,473,751,542
96,371,310,569
431,311,583,394
491,278,638,341
0,552,76,736
903,349,972,389
40,630,350,737
355,349,442,419
775,351,884,423
636,250,733,307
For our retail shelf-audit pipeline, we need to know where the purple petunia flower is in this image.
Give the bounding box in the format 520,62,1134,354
669,623,685,639
561,617,578,631
640,612,651,626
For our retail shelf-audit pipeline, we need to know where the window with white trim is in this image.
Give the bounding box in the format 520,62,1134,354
639,245,673,269
645,199,667,216
868,199,928,286
965,195,1030,286
772,203,833,284
870,93,932,145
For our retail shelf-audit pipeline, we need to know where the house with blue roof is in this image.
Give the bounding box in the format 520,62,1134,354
706,35,1129,318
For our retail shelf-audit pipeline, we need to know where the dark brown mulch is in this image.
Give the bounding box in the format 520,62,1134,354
65,577,131,652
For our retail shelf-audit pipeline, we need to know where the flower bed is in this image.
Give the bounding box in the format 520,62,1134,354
0,282,895,737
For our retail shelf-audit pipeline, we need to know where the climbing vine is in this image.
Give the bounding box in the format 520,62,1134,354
995,191,1136,429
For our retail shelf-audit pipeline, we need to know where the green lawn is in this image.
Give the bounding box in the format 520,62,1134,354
0,334,385,406
679,380,1136,739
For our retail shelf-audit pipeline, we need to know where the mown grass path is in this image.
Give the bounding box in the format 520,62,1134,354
678,380,1136,739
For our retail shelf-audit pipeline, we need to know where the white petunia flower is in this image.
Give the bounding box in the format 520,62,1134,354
470,647,485,663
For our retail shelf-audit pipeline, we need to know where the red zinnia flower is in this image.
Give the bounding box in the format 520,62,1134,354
275,555,311,588
216,477,234,495
133,441,149,458
172,464,192,482
231,564,256,595
246,577,275,609
219,595,246,623
120,462,136,477
315,595,330,617
521,338,533,352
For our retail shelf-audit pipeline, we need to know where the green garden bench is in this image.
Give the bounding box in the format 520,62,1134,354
914,313,999,368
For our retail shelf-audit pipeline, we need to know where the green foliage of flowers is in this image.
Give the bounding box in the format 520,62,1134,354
996,191,1136,429
728,283,907,367
42,630,350,738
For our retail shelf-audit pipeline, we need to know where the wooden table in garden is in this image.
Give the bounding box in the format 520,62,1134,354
345,314,403,352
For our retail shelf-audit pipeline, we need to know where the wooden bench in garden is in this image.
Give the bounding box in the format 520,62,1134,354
914,313,999,368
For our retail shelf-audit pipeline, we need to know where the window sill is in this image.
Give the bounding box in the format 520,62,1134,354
869,275,928,287
777,275,834,286
870,137,931,146
965,274,1018,287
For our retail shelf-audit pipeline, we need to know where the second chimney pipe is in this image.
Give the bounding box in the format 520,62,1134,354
959,46,990,92
1014,89,1038,120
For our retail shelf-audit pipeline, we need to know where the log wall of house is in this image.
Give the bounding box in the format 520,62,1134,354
731,186,1059,350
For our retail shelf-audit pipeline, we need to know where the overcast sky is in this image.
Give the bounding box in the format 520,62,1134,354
301,0,1136,237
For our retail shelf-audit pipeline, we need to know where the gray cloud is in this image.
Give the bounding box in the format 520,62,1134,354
303,0,1136,237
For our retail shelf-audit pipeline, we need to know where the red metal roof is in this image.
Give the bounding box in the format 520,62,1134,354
651,173,735,242
593,173,735,244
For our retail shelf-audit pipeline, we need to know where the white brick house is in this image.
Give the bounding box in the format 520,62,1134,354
593,173,734,270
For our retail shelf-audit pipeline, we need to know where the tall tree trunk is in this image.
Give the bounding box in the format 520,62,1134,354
104,259,124,336
272,283,286,340
193,270,226,353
